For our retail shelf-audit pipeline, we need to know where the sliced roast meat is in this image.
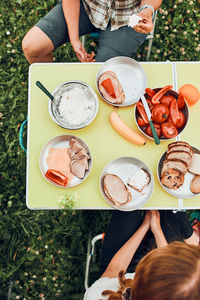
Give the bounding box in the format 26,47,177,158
103,174,132,206
72,148,90,160
68,138,90,179
68,139,84,158
76,156,89,170
98,71,125,104
70,160,86,179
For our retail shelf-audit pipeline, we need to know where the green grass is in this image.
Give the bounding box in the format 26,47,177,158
0,0,200,299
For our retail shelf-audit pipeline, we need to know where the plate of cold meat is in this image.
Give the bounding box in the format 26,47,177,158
39,135,92,188
100,157,154,211
96,57,146,107
158,141,200,198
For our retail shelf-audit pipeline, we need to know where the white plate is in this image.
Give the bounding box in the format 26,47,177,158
100,157,154,211
157,146,200,198
39,135,92,188
96,57,147,107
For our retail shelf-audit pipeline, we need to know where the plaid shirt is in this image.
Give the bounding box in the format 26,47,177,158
83,0,141,31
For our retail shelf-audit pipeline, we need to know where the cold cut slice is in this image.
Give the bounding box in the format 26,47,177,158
103,174,132,206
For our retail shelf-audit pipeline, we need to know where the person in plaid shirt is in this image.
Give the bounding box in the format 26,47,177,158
22,0,162,64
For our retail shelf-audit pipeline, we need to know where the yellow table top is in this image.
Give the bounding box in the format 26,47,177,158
27,61,200,209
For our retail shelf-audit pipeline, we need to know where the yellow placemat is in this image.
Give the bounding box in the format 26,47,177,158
27,62,179,209
176,62,200,208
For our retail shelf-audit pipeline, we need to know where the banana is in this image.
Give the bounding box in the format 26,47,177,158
110,111,146,145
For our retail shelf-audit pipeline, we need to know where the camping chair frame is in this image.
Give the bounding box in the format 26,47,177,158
84,233,104,290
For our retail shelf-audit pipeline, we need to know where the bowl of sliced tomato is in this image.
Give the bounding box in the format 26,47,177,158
134,86,189,141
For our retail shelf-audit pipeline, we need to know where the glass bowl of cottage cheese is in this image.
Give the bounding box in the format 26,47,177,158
48,81,99,129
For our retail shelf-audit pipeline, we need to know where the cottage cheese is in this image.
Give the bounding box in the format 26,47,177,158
58,87,94,125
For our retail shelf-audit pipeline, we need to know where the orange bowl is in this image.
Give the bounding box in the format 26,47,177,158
178,84,200,106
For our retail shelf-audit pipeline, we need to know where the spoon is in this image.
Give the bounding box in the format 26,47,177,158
36,81,55,102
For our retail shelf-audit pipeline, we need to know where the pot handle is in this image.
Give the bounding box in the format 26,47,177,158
19,119,27,154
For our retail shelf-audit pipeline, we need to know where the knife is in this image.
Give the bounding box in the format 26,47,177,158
141,95,160,145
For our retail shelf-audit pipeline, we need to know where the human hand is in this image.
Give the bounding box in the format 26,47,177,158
71,40,95,62
142,210,151,230
150,210,161,234
134,8,153,34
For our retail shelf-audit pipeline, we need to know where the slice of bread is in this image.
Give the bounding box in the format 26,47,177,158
127,169,150,192
161,159,188,177
161,168,184,190
189,153,200,175
168,141,191,150
190,175,200,194
166,151,192,169
167,145,193,156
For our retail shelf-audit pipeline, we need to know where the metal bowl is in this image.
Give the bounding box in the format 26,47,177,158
99,156,154,211
157,145,200,199
135,88,189,141
96,56,147,107
48,81,99,129
39,134,93,188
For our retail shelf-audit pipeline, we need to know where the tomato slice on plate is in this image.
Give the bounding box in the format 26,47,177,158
161,122,178,138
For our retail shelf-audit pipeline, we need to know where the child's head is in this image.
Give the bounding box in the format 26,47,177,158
102,242,200,300
132,241,200,300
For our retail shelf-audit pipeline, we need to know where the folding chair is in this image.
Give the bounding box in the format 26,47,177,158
81,10,158,62
84,233,105,290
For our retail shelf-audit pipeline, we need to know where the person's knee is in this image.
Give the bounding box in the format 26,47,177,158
22,33,40,61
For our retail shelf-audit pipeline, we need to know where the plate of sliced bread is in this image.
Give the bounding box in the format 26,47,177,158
100,157,154,211
158,141,200,198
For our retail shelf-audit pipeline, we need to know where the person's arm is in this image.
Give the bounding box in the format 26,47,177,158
184,231,200,246
101,211,151,278
150,210,168,248
62,0,95,62
134,0,163,34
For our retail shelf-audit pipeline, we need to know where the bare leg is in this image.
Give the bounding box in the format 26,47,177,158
22,26,55,64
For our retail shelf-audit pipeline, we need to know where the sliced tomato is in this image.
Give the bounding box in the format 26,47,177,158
152,85,173,104
145,123,162,138
136,101,149,124
176,111,186,129
137,117,147,127
160,94,176,107
161,122,178,138
145,88,156,98
170,99,180,126
177,92,185,109
151,104,169,123
101,78,116,98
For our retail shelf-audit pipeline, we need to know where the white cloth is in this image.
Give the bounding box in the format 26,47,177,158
83,273,135,300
